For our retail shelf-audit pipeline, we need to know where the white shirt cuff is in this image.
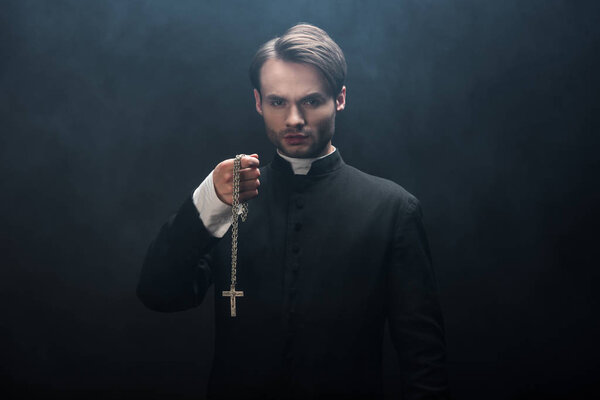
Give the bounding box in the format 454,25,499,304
192,171,232,238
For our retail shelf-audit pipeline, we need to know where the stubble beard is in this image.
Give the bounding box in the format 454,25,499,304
265,117,336,159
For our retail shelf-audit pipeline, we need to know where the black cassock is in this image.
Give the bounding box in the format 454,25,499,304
138,150,448,399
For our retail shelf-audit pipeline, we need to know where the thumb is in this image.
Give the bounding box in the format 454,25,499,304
241,154,260,168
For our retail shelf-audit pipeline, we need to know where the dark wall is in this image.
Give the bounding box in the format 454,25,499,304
1,0,599,399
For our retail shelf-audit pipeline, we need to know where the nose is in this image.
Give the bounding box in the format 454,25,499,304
285,104,305,128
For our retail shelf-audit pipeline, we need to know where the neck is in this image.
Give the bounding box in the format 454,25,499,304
277,146,337,175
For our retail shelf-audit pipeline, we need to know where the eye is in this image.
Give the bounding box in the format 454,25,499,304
270,99,285,107
303,98,321,107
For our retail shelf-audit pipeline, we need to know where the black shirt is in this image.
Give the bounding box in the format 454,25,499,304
137,150,449,399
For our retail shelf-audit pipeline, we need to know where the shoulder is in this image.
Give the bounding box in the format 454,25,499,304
342,164,420,214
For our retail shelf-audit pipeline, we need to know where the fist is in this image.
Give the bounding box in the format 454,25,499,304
213,154,260,205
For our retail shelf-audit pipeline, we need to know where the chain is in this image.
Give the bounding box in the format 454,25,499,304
230,154,248,288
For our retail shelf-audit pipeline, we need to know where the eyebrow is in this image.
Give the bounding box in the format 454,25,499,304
264,92,326,101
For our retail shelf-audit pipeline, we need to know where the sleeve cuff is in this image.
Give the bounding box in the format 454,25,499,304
192,171,232,238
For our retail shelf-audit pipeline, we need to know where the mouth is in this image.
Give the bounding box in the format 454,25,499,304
283,133,309,145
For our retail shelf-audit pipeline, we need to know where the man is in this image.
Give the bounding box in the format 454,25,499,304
138,23,449,399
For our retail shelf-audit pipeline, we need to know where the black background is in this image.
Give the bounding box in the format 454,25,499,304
1,0,599,399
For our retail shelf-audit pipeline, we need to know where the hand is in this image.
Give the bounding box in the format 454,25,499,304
213,154,260,205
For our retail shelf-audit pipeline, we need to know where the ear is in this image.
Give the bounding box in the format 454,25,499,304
253,88,263,116
335,86,346,112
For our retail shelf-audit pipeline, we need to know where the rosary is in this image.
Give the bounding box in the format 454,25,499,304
222,154,248,317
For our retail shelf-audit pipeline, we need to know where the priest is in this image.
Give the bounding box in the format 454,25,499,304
138,23,449,399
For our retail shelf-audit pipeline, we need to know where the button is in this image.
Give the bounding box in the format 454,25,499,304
294,222,302,231
295,198,304,209
292,244,300,254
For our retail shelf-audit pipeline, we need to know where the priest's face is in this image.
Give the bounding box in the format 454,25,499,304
253,58,346,158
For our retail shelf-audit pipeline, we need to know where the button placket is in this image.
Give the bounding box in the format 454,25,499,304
285,191,304,337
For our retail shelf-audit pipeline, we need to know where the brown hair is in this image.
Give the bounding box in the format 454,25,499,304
249,23,347,98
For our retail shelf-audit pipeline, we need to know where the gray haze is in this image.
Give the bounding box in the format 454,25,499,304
1,0,599,398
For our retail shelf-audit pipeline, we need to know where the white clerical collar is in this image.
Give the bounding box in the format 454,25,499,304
277,146,337,175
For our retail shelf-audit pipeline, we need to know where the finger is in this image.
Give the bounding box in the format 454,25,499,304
218,178,259,195
239,168,260,181
241,155,259,169
239,179,260,192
